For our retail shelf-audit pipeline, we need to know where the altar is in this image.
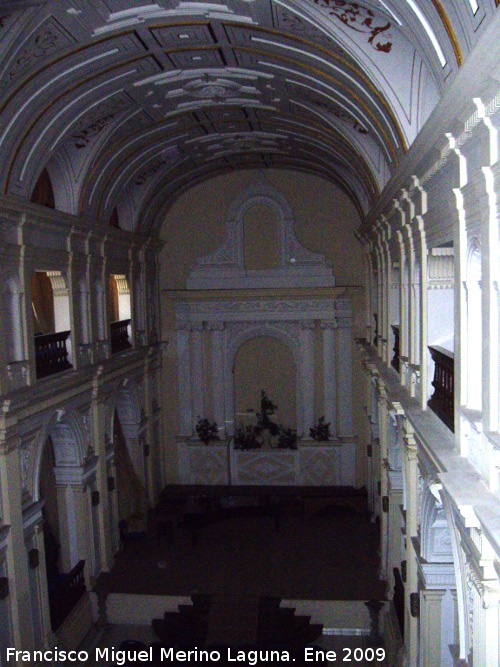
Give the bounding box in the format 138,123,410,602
177,437,357,486
171,176,358,488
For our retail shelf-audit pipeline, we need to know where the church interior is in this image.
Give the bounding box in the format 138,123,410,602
0,0,499,665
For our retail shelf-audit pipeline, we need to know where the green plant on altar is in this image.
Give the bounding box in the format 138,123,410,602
195,416,220,444
234,424,261,450
309,416,331,442
256,390,279,436
277,426,298,450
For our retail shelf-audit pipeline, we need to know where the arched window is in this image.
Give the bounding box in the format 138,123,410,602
31,271,72,378
109,275,131,353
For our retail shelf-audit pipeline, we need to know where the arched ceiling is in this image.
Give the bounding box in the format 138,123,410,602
0,0,496,234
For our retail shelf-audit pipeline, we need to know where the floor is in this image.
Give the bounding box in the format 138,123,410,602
100,490,386,601
84,623,388,666
85,488,389,665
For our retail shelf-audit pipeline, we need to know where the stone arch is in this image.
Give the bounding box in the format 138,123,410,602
110,379,143,482
224,323,302,435
31,408,98,584
109,379,148,527
32,409,88,502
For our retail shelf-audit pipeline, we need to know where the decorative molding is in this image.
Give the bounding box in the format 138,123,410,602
6,18,75,84
187,176,335,289
428,248,454,289
312,0,393,53
274,5,347,54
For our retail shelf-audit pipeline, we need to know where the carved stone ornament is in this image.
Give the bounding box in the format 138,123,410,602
187,175,336,289
410,592,420,617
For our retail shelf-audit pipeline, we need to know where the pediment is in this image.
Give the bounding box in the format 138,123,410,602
187,176,336,290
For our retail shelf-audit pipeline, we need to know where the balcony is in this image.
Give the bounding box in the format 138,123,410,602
34,331,72,379
110,319,132,354
427,346,454,432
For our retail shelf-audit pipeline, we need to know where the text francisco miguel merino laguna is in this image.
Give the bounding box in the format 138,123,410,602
6,646,348,664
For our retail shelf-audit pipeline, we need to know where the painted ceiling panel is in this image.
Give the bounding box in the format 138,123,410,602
0,0,497,232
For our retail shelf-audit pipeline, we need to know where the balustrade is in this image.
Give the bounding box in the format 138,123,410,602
110,319,131,353
49,560,86,631
34,331,72,378
427,346,454,432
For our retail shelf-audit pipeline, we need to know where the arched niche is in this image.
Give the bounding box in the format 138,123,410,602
234,334,297,431
109,379,147,502
32,410,88,501
30,408,99,579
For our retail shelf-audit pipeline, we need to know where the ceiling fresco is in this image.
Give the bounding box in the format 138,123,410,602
0,0,497,232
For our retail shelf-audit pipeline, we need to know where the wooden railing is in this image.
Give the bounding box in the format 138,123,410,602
49,560,86,631
428,346,454,432
34,331,72,379
110,319,131,353
391,325,400,372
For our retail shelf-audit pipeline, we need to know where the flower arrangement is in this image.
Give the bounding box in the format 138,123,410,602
195,417,220,444
234,424,261,450
309,416,331,442
234,391,298,450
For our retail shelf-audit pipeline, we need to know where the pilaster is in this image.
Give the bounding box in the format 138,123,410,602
190,323,205,431
321,320,337,435
207,322,225,433
300,320,315,436
0,424,34,649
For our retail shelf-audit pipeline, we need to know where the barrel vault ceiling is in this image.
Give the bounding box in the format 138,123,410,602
0,0,497,233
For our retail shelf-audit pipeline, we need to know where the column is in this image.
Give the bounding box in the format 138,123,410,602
300,320,315,436
90,386,114,571
421,589,446,667
190,323,205,431
321,320,337,435
208,322,225,434
378,386,389,579
54,466,96,589
403,424,419,667
0,433,35,650
337,317,353,435
176,324,192,436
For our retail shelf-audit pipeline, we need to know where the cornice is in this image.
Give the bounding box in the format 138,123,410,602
0,196,164,250
360,11,500,229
